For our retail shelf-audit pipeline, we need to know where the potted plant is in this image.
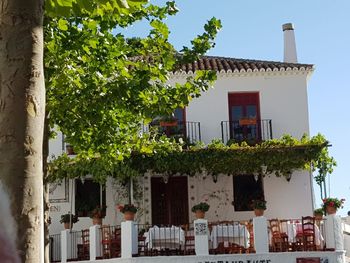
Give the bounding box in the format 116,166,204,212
118,204,138,221
191,202,210,219
252,199,267,217
65,144,75,155
60,213,79,229
322,197,345,215
89,205,107,225
313,208,324,220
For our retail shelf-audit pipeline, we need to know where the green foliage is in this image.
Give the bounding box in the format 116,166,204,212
49,134,335,185
313,208,324,216
89,205,107,218
322,197,345,210
45,1,221,165
191,202,210,213
118,204,138,213
252,199,267,210
60,213,79,223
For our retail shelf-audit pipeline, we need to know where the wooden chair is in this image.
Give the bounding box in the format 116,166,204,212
245,221,255,253
269,219,289,252
100,225,121,258
80,229,90,260
301,216,316,251
183,226,195,255
138,234,148,256
101,225,113,258
112,226,121,257
228,243,245,254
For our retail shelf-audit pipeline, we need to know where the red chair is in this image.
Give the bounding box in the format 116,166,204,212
79,229,90,260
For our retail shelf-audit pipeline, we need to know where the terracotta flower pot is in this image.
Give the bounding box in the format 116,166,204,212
254,208,265,217
326,205,337,215
64,222,72,229
195,210,205,219
124,211,135,221
92,217,103,225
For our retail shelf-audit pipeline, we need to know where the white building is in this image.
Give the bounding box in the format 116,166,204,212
48,24,349,263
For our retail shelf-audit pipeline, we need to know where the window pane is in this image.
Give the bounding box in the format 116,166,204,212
75,179,106,217
233,175,264,211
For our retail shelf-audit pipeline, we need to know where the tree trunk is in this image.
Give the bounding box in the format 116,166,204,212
43,114,50,263
0,0,45,262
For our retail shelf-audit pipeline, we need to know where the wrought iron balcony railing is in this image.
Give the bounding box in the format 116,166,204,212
142,121,201,145
221,119,272,145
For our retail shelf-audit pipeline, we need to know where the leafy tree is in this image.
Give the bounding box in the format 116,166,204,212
0,0,221,261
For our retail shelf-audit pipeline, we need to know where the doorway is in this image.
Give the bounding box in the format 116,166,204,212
151,176,189,225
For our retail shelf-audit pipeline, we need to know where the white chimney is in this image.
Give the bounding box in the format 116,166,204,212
283,23,298,63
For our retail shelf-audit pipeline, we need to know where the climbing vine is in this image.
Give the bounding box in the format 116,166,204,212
48,133,335,183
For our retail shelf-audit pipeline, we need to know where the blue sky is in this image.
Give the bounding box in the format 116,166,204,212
126,0,350,215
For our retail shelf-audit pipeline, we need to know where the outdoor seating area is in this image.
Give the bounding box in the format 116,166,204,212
49,217,334,262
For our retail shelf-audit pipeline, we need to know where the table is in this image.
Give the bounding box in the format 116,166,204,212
210,224,250,249
283,222,324,246
144,226,185,250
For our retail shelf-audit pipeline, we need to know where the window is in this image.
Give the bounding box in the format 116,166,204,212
233,175,264,211
75,179,106,217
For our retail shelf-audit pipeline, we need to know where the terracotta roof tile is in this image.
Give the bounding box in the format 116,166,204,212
176,56,313,74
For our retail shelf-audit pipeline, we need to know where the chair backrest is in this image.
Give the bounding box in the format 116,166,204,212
269,219,282,237
301,216,315,235
81,229,90,244
100,225,112,241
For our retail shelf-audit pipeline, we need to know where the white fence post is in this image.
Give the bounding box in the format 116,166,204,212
325,214,344,251
60,230,74,262
253,216,269,253
194,219,209,256
89,225,101,260
121,221,137,258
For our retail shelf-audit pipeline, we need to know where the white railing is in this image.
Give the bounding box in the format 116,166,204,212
56,215,346,262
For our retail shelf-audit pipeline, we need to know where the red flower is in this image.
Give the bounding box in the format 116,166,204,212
329,201,335,207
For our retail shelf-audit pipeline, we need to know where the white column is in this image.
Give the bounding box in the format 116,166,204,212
325,214,344,251
253,216,269,253
60,230,73,263
89,225,101,260
194,219,209,256
121,221,137,258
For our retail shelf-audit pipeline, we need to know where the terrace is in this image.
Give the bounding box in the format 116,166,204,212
50,215,348,263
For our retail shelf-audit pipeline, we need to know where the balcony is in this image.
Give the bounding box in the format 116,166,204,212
142,121,201,145
49,216,348,263
221,119,273,145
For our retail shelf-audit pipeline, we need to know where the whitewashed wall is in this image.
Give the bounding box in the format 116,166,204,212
49,70,314,233
170,71,310,144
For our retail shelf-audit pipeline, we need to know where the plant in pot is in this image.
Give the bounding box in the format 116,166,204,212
89,205,107,225
60,213,79,229
252,199,267,217
191,202,210,219
118,204,138,221
322,197,345,215
313,208,324,220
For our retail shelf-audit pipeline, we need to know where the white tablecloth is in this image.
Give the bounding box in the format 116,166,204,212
283,222,324,246
210,224,250,248
144,226,185,249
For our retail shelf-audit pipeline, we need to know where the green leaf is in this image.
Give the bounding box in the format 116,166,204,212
58,19,68,31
